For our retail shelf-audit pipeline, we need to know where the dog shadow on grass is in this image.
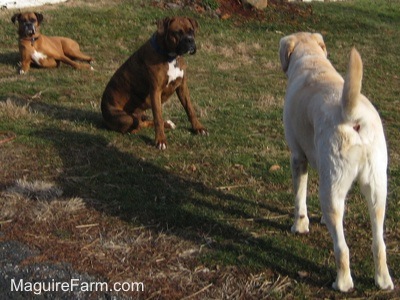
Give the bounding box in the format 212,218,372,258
0,92,352,290
0,51,19,67
0,96,103,129
2,95,378,291
31,124,342,290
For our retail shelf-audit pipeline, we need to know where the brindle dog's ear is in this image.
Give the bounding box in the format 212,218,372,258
157,17,172,36
35,12,44,24
188,18,199,34
11,13,21,24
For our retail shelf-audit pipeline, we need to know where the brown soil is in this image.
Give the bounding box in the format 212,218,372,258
152,0,313,21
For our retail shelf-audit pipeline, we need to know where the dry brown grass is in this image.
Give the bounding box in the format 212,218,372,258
0,179,295,298
0,99,34,120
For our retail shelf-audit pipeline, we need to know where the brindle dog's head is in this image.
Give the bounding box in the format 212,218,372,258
12,12,43,38
157,17,199,57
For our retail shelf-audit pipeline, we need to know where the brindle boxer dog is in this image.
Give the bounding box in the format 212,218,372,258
12,12,93,74
101,17,207,150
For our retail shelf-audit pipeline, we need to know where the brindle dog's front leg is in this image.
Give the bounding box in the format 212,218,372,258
150,89,167,150
176,76,207,135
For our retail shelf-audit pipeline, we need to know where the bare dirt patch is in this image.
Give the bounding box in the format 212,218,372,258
152,0,313,21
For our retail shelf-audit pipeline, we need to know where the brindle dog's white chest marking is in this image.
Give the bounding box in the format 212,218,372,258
31,50,47,66
167,59,184,86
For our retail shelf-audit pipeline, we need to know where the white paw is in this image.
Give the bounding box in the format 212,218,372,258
156,143,167,150
375,273,394,290
166,120,176,130
332,275,354,292
198,129,208,136
291,216,310,234
19,69,25,75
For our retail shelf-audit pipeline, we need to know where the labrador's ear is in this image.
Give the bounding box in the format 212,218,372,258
312,33,327,57
279,35,296,73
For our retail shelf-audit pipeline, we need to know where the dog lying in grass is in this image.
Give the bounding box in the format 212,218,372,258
12,12,93,74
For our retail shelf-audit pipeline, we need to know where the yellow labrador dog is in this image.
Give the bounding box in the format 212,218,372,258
279,32,394,292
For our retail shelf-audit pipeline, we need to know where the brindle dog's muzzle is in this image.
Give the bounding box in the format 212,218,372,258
176,35,196,56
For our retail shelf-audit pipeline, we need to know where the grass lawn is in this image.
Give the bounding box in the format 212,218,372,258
0,0,399,298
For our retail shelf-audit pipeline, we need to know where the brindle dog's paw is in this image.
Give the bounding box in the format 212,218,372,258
156,142,167,150
195,128,208,136
155,136,167,150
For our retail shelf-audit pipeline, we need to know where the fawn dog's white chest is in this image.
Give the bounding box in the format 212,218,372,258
31,50,47,65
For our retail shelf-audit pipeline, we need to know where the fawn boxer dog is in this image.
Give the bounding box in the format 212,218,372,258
279,32,394,292
12,12,93,74
101,17,207,150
